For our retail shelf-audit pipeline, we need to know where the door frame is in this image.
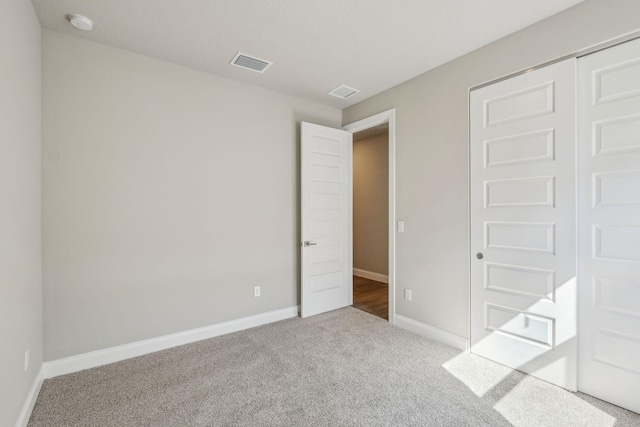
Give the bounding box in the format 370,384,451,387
343,109,397,323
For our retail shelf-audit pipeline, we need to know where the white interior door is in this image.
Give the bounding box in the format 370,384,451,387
470,59,578,390
301,122,352,318
577,38,640,414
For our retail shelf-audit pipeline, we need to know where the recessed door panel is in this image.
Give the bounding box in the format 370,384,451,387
311,192,341,210
485,304,554,347
594,226,640,261
310,135,342,156
594,276,640,317
312,219,340,237
594,170,640,206
312,271,342,293
484,82,554,127
594,58,640,104
594,329,640,375
485,176,555,207
311,163,341,183
485,129,555,167
312,246,341,264
594,114,640,155
485,262,555,300
485,222,555,253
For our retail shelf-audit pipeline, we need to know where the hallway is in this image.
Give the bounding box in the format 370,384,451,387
352,276,388,320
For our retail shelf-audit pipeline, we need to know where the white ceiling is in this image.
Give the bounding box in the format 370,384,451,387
31,0,584,108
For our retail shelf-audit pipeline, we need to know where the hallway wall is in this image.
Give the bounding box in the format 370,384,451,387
353,133,389,277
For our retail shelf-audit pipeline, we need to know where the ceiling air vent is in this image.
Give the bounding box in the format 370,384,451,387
328,85,360,100
230,52,272,73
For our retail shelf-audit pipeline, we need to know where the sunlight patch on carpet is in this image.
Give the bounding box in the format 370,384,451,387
493,375,616,427
442,352,512,397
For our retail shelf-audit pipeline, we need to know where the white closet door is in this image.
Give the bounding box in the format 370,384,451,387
470,59,577,390
578,38,640,414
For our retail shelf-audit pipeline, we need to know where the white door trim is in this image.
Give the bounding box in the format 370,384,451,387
343,109,397,324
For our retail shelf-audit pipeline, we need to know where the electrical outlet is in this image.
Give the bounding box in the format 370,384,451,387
24,349,30,372
404,289,412,301
254,286,261,297
397,221,405,233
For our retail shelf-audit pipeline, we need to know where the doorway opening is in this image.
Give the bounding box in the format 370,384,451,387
343,109,396,322
351,125,389,320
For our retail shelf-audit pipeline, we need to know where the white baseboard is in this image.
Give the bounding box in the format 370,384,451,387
15,366,44,427
41,305,299,380
353,268,389,284
393,314,468,351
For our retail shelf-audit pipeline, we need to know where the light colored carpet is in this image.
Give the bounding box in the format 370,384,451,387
29,307,639,426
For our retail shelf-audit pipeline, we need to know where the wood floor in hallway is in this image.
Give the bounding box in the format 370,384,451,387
352,275,388,320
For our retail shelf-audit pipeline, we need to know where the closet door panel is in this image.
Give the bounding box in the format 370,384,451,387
578,37,640,415
470,58,577,390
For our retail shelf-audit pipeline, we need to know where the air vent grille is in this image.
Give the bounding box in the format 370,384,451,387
230,52,272,73
328,85,360,99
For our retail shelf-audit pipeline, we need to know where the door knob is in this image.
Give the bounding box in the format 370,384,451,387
303,241,317,247
476,252,484,260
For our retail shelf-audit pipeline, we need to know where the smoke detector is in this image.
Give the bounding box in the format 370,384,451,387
230,52,272,73
328,85,360,100
68,14,93,31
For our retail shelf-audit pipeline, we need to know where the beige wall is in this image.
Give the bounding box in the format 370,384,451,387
353,134,389,276
0,1,42,425
42,30,341,360
343,0,640,338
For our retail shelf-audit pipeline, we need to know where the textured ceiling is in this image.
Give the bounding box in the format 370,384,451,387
31,0,584,108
